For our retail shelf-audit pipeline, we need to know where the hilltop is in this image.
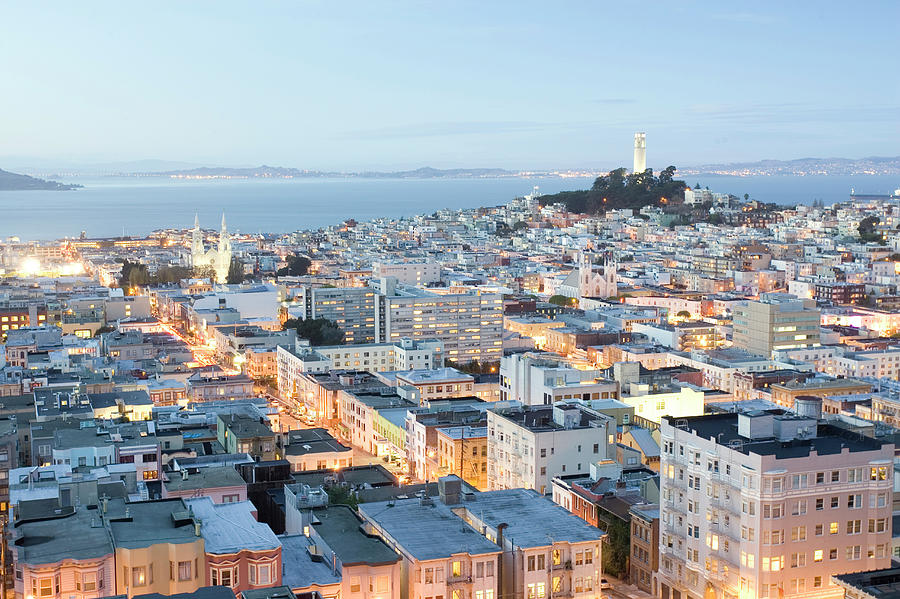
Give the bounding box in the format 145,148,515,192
0,169,81,191
538,166,687,214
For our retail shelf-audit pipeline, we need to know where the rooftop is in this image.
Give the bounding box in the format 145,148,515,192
314,505,400,566
359,496,501,561
457,488,605,547
834,567,900,599
663,412,892,459
185,496,280,554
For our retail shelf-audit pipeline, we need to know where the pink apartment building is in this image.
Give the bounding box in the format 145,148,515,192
658,409,894,599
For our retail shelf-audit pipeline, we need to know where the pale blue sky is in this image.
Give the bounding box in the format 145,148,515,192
2,1,898,170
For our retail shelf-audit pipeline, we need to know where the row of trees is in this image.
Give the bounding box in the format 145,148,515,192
117,257,245,289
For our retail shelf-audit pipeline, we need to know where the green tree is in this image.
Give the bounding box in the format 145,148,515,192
325,486,359,509
601,518,630,578
283,317,346,346
226,257,245,284
277,254,312,277
512,220,529,231
676,310,692,319
548,294,572,307
858,215,882,243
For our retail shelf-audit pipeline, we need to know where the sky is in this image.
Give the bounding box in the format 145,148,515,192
2,1,899,171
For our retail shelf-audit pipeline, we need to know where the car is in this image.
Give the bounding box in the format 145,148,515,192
600,578,611,591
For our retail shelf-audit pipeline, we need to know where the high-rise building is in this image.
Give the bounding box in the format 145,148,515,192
634,132,647,173
732,293,820,357
658,410,894,599
377,286,503,365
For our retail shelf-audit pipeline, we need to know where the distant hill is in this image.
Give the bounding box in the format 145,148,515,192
680,155,900,176
140,165,518,179
0,169,81,191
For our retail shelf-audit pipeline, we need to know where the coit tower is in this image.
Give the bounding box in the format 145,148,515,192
633,132,646,173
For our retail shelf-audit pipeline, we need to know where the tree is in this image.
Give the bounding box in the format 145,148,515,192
548,295,573,307
118,259,150,290
512,220,529,231
325,485,359,509
858,215,882,243
676,310,692,319
283,317,345,346
744,193,750,201
277,254,312,277
541,166,688,215
226,257,245,284
601,517,630,578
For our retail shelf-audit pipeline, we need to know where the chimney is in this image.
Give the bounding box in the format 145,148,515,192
194,521,202,536
181,469,189,481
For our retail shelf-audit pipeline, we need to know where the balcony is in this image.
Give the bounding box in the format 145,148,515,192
448,575,473,585
551,561,573,571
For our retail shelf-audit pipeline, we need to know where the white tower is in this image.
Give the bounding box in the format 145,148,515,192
214,213,232,284
633,132,646,173
191,214,204,267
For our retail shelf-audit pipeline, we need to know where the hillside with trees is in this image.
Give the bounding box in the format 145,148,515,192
538,166,686,214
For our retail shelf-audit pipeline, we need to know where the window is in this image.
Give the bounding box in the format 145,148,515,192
536,583,546,599
830,522,839,535
831,470,840,483
527,556,535,571
425,569,433,584
848,494,862,509
831,496,839,508
178,561,192,582
452,561,462,577
814,550,823,562
132,566,146,587
815,498,824,511
552,549,561,565
476,562,484,578
351,576,361,592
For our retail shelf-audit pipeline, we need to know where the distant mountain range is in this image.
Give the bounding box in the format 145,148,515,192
678,155,900,176
139,165,520,179
0,168,81,191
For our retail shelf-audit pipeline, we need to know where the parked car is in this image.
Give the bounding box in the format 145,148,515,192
600,578,611,591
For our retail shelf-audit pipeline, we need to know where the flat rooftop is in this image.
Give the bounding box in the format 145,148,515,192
359,497,501,561
314,505,399,566
457,488,605,547
14,506,114,565
664,413,891,459
835,567,900,599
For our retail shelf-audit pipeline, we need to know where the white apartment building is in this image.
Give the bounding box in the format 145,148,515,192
378,287,503,365
658,410,894,599
373,261,442,285
500,352,618,406
277,339,443,400
487,403,612,495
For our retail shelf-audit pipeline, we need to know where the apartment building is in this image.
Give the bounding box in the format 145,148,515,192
358,490,502,599
378,286,503,365
769,377,871,410
338,390,415,455
359,479,605,599
185,497,282,594
434,425,488,490
276,339,444,394
286,286,379,344
657,410,894,599
732,293,821,357
281,503,401,599
396,368,475,401
499,352,618,406
487,403,612,494
630,504,660,595
372,261,442,285
11,497,208,599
